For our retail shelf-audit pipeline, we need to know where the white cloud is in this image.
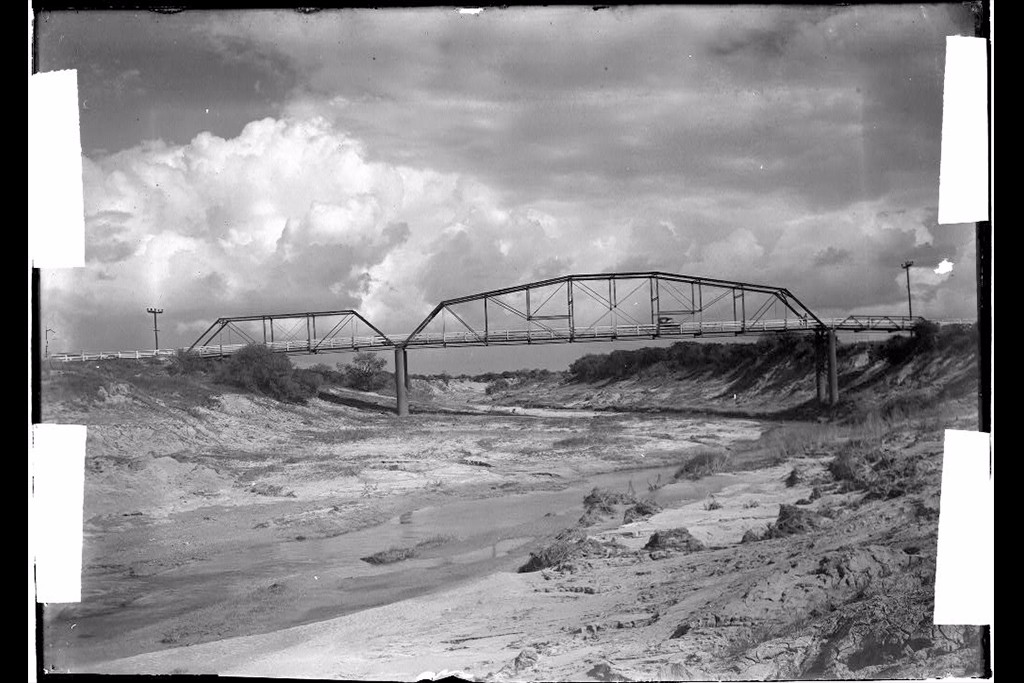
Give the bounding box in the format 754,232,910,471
42,116,579,350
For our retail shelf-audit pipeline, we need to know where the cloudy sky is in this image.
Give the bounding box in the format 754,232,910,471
35,6,979,371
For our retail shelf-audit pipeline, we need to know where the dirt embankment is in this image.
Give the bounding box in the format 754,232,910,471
474,330,979,419
91,408,985,680
38,335,987,679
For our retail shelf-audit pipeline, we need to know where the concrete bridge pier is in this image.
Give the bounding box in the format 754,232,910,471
814,331,826,404
394,346,409,417
827,329,839,406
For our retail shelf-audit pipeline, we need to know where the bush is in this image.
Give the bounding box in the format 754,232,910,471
485,377,511,395
623,498,663,523
168,349,209,375
827,439,920,500
215,344,316,403
644,527,704,552
674,448,729,480
518,528,625,572
339,352,389,391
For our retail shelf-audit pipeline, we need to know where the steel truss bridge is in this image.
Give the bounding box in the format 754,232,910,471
48,271,973,414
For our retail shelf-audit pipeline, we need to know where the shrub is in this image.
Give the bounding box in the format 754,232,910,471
703,496,723,511
215,344,316,403
485,377,511,395
674,448,729,480
168,349,208,375
579,487,637,526
338,352,389,391
643,527,704,552
762,504,824,538
518,528,624,572
623,498,662,523
828,440,920,500
360,535,453,565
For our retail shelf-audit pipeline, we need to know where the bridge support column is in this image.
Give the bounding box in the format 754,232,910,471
403,348,411,391
814,332,826,404
394,346,409,417
827,329,839,406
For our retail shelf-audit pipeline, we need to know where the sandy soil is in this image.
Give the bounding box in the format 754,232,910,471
38,357,986,679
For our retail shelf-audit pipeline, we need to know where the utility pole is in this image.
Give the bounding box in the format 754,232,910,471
900,261,914,317
45,328,55,357
146,307,164,349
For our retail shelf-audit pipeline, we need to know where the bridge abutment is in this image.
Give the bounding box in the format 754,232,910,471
395,346,409,417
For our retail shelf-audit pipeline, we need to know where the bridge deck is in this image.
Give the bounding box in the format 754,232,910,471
42,316,969,362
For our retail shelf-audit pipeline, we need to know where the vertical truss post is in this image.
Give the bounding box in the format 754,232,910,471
312,314,316,341
567,278,574,341
651,276,660,336
827,329,839,406
394,346,409,417
306,315,312,352
732,289,738,323
526,289,532,343
609,279,616,338
698,284,703,327
741,290,746,331
262,317,267,343
269,318,275,343
484,297,489,343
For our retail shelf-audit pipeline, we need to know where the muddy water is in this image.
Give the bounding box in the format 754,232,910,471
47,412,761,670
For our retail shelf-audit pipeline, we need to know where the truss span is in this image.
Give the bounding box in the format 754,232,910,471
403,271,831,348
186,309,395,357
48,273,949,362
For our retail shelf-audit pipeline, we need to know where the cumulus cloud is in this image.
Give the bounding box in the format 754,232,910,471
36,6,980,356
41,116,576,350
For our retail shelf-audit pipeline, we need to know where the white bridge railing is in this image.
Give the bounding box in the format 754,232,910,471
48,335,394,362
45,317,974,361
406,317,928,346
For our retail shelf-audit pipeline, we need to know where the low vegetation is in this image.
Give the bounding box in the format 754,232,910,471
827,439,921,500
623,498,662,523
567,333,815,383
674,447,730,480
578,487,638,526
360,535,453,565
214,344,322,403
518,527,626,573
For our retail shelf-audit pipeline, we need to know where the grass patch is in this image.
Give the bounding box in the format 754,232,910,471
360,534,454,565
784,468,802,488
762,504,824,539
623,498,663,523
827,440,921,500
703,495,723,511
518,527,626,572
644,527,704,552
295,428,375,444
579,486,638,526
674,447,729,480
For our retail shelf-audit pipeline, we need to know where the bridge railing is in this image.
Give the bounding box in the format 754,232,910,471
50,335,395,362
404,318,828,346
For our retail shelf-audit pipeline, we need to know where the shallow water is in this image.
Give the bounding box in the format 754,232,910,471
46,412,761,670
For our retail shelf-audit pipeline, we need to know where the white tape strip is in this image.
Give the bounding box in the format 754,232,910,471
934,429,992,625
938,36,989,225
28,69,85,268
31,424,87,604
